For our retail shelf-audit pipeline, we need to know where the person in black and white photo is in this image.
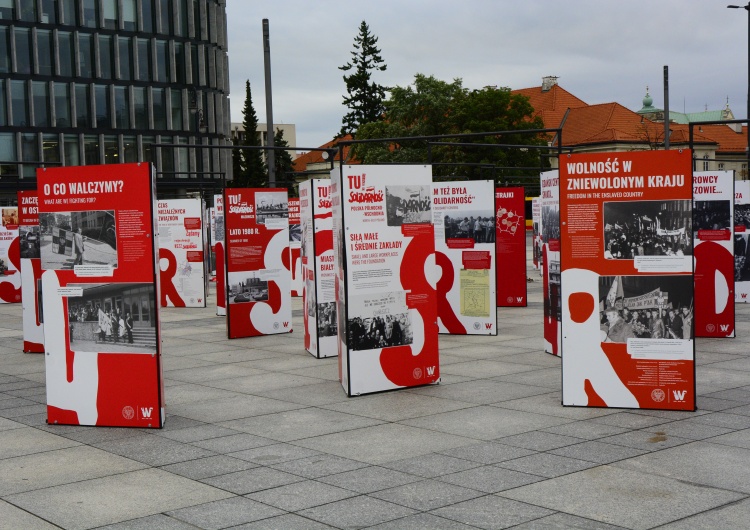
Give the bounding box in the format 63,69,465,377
693,200,731,233
541,204,560,243
317,301,337,337
443,210,495,245
40,211,117,270
347,312,412,351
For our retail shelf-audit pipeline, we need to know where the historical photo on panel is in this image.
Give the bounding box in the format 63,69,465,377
255,191,288,225
317,301,337,337
385,185,431,226
603,200,692,259
346,291,413,351
19,225,41,259
694,200,731,232
67,283,157,353
598,275,694,342
443,210,495,244
39,211,117,270
1,208,18,226
227,271,269,303
541,204,559,243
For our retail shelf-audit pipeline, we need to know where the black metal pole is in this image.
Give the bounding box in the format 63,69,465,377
664,65,670,150
262,19,276,187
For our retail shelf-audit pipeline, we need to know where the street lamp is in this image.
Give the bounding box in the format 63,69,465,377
728,3,750,177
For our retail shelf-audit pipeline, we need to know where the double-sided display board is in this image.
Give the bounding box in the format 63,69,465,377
693,171,734,337
300,179,337,358
532,197,542,271
38,163,164,427
0,205,20,304
224,188,292,339
432,180,497,334
495,187,527,307
17,191,44,352
560,150,695,410
332,165,439,396
157,198,207,307
289,197,303,297
540,170,561,355
735,180,750,303
213,194,226,316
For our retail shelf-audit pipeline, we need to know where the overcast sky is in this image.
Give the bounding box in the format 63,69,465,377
226,0,748,150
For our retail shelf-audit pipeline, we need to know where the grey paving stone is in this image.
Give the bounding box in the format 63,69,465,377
614,441,750,494
229,442,322,465
407,379,552,404
270,453,368,479
246,479,356,511
438,441,536,464
599,430,694,452
541,420,630,440
192,433,277,453
589,411,671,429
206,372,326,394
254,381,353,407
154,424,242,443
370,479,483,511
98,513,208,529
656,497,750,529
294,423,476,465
229,513,336,529
500,465,745,530
641,419,734,440
367,512,479,529
496,430,585,451
94,433,216,466
167,394,305,423
317,466,421,494
161,455,259,480
200,466,305,495
54,427,153,445
380,453,482,478
693,396,747,412
440,359,539,379
688,411,750,430
297,495,416,528
496,452,599,478
0,426,80,458
0,445,147,496
5,468,233,529
166,496,284,529
511,512,628,529
437,465,543,493
0,499,59,529
321,391,474,422
432,495,554,529
0,396,37,410
220,407,383,442
0,403,47,418
493,367,563,389
0,416,25,432
401,405,571,441
491,392,616,420
549,440,648,464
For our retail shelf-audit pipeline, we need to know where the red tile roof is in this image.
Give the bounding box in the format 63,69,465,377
292,135,355,172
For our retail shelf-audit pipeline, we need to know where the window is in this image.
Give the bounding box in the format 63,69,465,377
0,81,5,126
133,87,147,128
142,135,155,163
155,40,169,83
19,0,37,22
32,82,49,127
122,0,136,31
703,155,709,171
14,28,32,74
174,42,185,83
159,0,172,35
84,134,100,164
161,135,174,173
170,89,182,130
102,0,117,29
176,0,188,36
114,86,129,129
176,136,188,176
95,85,110,128
54,83,71,126
0,0,15,20
718,163,725,170
141,0,154,32
36,30,54,76
21,134,38,162
43,134,60,163
123,135,137,162
152,88,166,129
57,31,74,77
41,0,58,23
99,35,113,79
136,38,151,81
78,33,94,78
10,80,28,126
104,135,118,164
75,84,91,127
0,27,9,74
192,0,200,38
118,37,132,80
61,0,76,25
63,134,79,165
191,43,199,85
82,0,97,28
0,133,16,162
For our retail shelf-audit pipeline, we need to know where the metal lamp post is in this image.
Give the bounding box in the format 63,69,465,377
728,3,750,177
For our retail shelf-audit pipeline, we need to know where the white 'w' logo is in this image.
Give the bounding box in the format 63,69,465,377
140,407,153,418
672,390,687,402
426,366,436,376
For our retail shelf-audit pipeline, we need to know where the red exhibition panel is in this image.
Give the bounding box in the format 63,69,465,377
17,191,44,352
0,204,20,304
693,171,734,337
560,150,695,411
224,188,292,339
333,165,439,396
38,163,164,427
289,197,303,297
495,187,527,307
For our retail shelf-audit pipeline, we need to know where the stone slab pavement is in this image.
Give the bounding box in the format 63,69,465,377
2,237,750,529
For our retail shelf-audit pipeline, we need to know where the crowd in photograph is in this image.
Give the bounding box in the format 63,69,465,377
693,201,731,232
600,305,693,342
67,304,134,344
348,313,410,351
604,223,690,259
443,215,495,243
541,206,560,243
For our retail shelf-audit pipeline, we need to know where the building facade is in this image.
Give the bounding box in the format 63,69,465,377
0,0,231,188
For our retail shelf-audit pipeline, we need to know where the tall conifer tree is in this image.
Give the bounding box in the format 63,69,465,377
232,80,266,187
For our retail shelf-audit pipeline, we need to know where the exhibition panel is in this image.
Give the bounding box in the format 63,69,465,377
532,197,541,271
214,194,226,316
0,205,21,304
560,150,695,410
289,198,303,297
735,180,750,303
38,163,165,427
495,187,527,307
17,191,44,352
540,170,561,356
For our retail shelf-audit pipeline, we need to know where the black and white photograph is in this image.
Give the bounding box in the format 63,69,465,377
347,312,413,351
443,211,495,244
255,191,288,225
39,211,118,270
306,277,316,317
317,301,337,337
19,225,40,259
735,233,750,281
66,283,157,354
214,214,224,243
289,222,301,242
385,185,431,226
736,204,750,231
1,207,18,226
227,271,269,303
603,200,692,259
693,200,731,233
598,275,694,342
541,204,559,243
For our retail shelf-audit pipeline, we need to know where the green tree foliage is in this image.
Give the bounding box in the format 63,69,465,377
339,21,388,137
273,128,297,197
353,74,548,181
232,80,267,187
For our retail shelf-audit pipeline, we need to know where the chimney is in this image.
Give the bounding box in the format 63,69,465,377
541,76,559,92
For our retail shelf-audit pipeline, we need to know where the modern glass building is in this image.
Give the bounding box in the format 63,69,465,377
0,0,231,186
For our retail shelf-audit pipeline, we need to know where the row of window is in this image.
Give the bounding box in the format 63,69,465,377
0,0,225,47
0,131,231,178
0,26,227,90
0,80,228,135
